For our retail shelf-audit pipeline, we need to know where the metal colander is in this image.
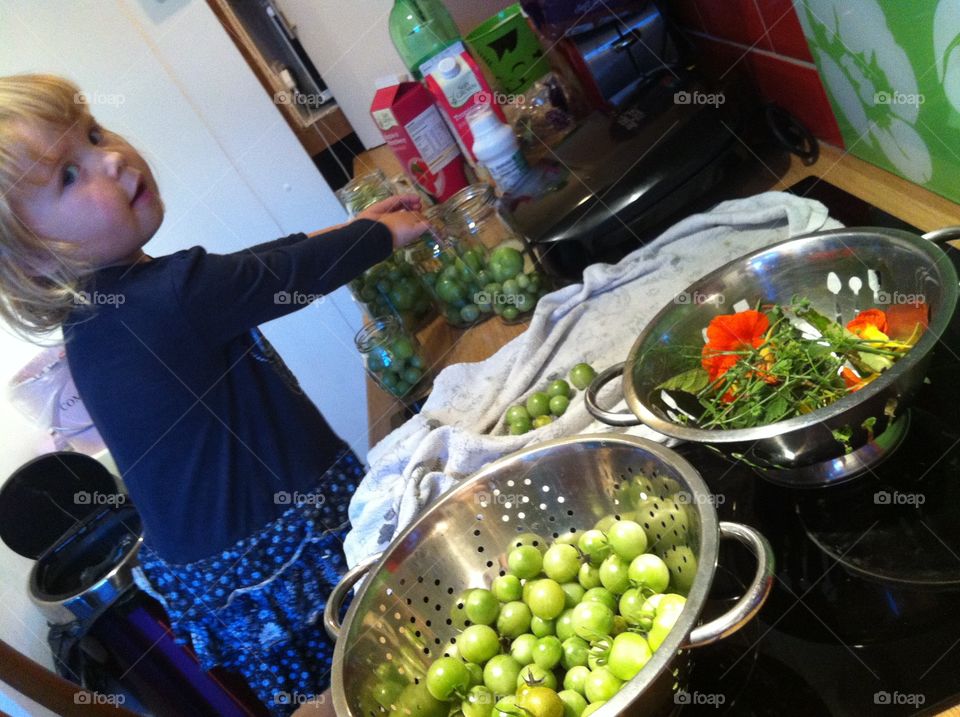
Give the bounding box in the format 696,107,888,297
324,434,773,716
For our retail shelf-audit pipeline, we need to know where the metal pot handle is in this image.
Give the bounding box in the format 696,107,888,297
921,226,960,244
584,362,643,427
323,552,382,640
683,521,775,648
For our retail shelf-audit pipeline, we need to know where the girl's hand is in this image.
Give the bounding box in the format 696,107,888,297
356,194,430,249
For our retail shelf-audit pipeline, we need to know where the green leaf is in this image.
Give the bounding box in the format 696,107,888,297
657,367,711,394
763,395,791,424
832,425,854,454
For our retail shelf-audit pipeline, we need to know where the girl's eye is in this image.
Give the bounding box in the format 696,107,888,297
62,164,80,187
89,127,103,145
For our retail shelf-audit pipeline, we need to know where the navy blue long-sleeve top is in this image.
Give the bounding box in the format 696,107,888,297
63,219,392,563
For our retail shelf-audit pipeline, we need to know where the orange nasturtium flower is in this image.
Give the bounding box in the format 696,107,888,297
701,310,771,383
846,308,889,341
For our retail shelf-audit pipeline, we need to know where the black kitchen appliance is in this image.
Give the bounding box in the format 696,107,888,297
0,452,267,716
673,178,960,716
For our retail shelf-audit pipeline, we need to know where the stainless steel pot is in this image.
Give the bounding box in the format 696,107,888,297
585,227,960,485
323,434,774,716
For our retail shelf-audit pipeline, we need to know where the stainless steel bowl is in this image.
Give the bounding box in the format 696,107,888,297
586,227,960,485
324,434,773,717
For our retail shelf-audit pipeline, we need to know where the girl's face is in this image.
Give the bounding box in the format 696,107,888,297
10,116,164,269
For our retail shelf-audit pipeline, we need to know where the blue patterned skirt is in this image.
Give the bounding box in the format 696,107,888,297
134,451,366,716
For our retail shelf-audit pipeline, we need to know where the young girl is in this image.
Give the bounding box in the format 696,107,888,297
0,74,428,715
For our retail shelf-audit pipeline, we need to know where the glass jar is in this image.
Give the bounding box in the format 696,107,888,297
441,183,549,323
355,315,431,403
408,227,493,328
337,170,436,332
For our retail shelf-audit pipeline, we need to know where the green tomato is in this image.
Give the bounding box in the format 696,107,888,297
466,662,485,687
506,405,531,424
581,701,606,717
560,636,590,670
393,683,449,717
571,601,614,641
497,601,533,638
526,579,566,620
372,679,406,711
581,587,617,612
557,689,587,717
598,554,632,596
510,633,538,666
402,367,423,385
391,337,415,361
628,553,671,594
509,416,532,435
560,582,585,608
492,574,522,602
461,304,481,323
555,609,577,641
484,654,522,696
516,685,564,717
607,632,652,681
578,563,602,590
526,392,551,418
462,685,496,717
532,636,563,670
459,624,501,665
532,414,554,429
436,276,466,305
563,665,591,696
607,520,648,561
494,695,519,717
542,544,581,583
489,246,525,282
594,515,617,533
425,656,471,701
508,546,543,579
465,589,500,626
646,596,686,651
501,278,519,296
517,663,558,691
530,615,555,637
577,530,611,566
462,249,483,272
513,293,535,313
618,588,646,627
502,306,520,321
568,363,597,391
548,395,570,416
583,667,623,704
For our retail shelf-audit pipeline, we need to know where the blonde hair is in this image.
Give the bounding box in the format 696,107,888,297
0,74,95,342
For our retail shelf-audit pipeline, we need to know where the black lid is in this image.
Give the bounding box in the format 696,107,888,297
0,452,122,559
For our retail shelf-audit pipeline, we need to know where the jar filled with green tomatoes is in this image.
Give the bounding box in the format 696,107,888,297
354,315,431,403
409,209,494,328
441,184,549,324
337,170,435,332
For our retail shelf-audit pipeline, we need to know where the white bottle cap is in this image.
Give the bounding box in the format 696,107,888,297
437,57,461,80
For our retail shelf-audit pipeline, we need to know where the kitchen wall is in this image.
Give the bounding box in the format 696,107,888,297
0,0,374,712
665,0,844,147
277,0,513,150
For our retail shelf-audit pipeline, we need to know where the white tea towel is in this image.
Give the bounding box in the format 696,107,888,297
343,191,841,567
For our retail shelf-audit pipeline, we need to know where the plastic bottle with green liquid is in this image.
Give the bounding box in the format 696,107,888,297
389,0,461,79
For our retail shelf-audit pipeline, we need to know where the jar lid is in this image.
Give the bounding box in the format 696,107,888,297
355,315,402,353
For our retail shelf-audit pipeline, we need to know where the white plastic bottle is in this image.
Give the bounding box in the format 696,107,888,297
468,106,529,193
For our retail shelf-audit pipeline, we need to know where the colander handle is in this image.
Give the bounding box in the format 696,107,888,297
323,552,382,641
922,227,960,244
584,362,643,427
684,521,775,648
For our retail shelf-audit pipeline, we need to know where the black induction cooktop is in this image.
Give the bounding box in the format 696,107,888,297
677,179,960,717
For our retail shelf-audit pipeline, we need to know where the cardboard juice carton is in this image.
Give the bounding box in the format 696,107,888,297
370,77,470,203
